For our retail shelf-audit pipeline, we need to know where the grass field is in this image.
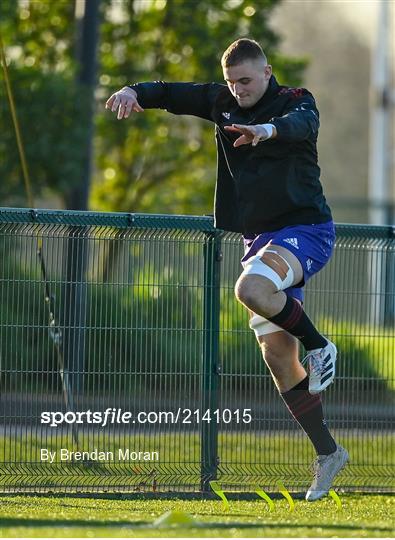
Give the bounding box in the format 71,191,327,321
0,494,394,538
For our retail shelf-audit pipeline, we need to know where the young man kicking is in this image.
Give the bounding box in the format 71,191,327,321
105,37,349,501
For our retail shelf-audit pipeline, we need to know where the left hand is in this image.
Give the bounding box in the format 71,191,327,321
224,124,272,147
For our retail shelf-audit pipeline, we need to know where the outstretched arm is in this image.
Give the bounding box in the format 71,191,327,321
105,81,222,121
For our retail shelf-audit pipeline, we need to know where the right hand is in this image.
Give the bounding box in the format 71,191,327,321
105,86,144,119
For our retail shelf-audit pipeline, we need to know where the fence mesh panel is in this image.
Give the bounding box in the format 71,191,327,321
0,209,393,494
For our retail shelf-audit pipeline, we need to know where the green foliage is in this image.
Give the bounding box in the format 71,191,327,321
2,239,393,397
0,0,307,212
0,0,76,74
219,303,395,394
0,0,90,206
318,317,395,392
0,66,91,206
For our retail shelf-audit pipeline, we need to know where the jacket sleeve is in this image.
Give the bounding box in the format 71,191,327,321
270,91,320,142
128,81,223,122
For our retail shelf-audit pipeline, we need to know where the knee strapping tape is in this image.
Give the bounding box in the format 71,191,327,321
249,312,283,337
242,249,294,291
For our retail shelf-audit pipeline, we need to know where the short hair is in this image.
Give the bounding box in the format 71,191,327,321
221,38,267,68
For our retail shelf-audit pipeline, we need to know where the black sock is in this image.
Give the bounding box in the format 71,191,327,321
281,376,337,455
268,295,327,350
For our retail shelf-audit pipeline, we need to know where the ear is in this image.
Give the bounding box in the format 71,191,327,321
264,64,272,79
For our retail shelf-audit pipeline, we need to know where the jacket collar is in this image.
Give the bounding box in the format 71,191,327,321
248,75,279,110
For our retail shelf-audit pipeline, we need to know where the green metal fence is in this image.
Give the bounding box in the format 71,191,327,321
0,208,394,495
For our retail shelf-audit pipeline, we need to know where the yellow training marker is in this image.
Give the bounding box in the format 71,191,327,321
153,510,198,528
254,486,275,512
277,480,295,511
209,480,230,510
329,489,342,510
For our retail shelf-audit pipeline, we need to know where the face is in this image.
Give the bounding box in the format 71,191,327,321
223,59,272,108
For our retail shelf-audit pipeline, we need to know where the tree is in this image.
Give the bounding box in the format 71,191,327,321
0,0,306,213
0,0,92,207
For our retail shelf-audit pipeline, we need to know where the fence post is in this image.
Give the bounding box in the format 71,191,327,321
384,226,395,324
201,231,222,493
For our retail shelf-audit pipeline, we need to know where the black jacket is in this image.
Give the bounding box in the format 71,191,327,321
130,76,332,235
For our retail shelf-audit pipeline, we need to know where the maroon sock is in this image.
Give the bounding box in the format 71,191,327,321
281,376,337,455
268,295,327,350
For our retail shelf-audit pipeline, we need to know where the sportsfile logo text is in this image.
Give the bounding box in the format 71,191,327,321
41,408,253,427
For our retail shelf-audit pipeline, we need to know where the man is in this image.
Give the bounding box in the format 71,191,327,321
105,38,348,501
